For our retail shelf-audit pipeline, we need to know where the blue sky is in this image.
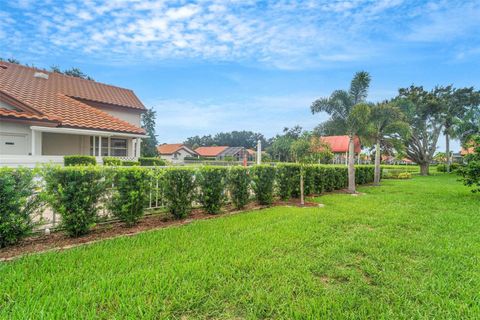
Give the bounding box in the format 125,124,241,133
1,0,480,151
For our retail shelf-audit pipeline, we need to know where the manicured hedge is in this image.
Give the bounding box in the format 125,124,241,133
103,157,122,166
64,155,96,166
122,160,140,166
197,166,228,214
43,166,108,237
109,167,151,225
139,157,167,166
0,164,376,245
163,168,196,219
250,165,276,205
0,168,42,247
228,167,251,209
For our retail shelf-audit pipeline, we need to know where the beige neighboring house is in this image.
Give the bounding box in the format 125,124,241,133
0,62,147,167
157,143,198,164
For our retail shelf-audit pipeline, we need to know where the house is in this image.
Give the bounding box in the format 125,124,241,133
157,143,197,163
0,62,146,167
318,135,361,164
195,146,248,161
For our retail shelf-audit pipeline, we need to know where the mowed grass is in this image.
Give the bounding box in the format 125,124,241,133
1,175,480,319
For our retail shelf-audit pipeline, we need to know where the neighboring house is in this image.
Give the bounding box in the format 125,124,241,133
195,146,248,161
0,62,146,167
157,143,197,164
318,135,361,164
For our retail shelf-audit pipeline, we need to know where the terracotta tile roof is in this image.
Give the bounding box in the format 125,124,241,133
0,107,59,123
157,143,185,154
0,62,145,134
195,146,228,157
319,135,361,153
461,147,475,155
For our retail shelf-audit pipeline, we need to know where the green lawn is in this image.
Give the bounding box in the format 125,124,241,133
1,175,479,319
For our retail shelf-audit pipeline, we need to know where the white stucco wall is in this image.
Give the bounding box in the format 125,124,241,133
95,106,142,127
42,132,90,156
160,148,196,164
0,121,34,155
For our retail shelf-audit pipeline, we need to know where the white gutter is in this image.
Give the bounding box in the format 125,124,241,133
30,126,147,138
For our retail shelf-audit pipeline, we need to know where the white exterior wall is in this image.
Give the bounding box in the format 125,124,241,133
160,148,196,164
42,132,90,156
95,106,142,127
0,121,36,155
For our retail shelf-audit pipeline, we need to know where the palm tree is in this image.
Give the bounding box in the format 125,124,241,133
366,102,408,185
311,71,371,193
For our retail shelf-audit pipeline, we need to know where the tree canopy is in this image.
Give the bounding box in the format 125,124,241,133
141,108,159,157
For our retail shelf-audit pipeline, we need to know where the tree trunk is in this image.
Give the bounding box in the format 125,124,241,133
420,162,429,176
374,138,381,186
446,133,450,173
300,169,305,206
348,135,356,193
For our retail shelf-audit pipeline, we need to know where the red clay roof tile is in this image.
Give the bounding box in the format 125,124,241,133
0,62,145,134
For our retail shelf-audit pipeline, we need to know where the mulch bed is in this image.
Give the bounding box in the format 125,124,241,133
0,199,322,261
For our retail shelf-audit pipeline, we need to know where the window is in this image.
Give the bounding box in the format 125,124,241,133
111,138,127,156
90,137,128,157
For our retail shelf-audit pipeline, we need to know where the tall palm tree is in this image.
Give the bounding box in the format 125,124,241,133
367,102,408,185
311,71,371,193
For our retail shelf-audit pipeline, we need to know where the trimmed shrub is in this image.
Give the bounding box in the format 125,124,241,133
64,155,96,166
139,157,167,166
109,167,151,226
163,168,196,219
43,166,108,237
122,160,140,166
397,172,412,179
227,166,251,209
197,166,228,214
276,164,299,200
383,169,409,179
250,165,276,205
437,163,461,173
0,168,42,247
103,157,122,166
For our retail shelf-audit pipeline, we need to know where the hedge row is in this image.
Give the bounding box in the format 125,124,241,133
0,164,375,245
64,155,167,167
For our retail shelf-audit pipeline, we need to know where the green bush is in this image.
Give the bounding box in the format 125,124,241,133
227,167,251,209
383,169,409,179
0,168,42,247
437,163,461,173
197,167,228,214
460,136,480,192
250,165,276,205
139,157,167,166
109,167,151,225
102,157,122,166
276,164,300,200
64,155,96,166
43,166,108,237
397,172,412,179
122,160,140,166
163,168,196,219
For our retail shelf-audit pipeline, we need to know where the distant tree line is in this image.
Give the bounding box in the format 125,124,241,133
184,131,269,150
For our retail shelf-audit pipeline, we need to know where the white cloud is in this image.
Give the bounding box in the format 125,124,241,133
1,0,479,69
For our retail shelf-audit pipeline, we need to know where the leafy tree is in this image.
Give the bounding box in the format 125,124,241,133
184,131,267,149
50,65,62,73
141,108,159,157
366,102,408,185
394,86,443,176
459,136,480,192
311,71,372,193
63,67,94,80
435,86,480,172
455,105,480,145
290,133,318,205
